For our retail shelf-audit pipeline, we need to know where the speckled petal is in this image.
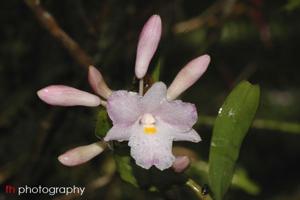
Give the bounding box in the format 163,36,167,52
37,85,101,107
107,91,142,125
128,121,175,170
104,124,131,142
154,100,198,131
172,129,201,142
141,82,167,112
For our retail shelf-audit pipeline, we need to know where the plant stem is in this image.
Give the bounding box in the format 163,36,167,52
139,79,144,96
186,179,213,200
24,0,93,68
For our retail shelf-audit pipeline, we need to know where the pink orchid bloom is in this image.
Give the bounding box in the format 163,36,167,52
37,14,210,171
105,82,200,170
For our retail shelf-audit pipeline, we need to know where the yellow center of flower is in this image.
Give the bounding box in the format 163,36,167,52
143,125,157,134
141,113,157,135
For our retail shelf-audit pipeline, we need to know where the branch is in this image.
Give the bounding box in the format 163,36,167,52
173,0,237,34
24,0,93,68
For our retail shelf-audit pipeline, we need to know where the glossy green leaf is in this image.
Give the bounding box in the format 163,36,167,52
208,81,260,200
95,108,111,138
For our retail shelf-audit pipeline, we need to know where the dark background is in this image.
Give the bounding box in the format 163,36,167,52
0,0,300,199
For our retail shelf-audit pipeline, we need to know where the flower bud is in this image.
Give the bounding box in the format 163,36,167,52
135,15,162,79
167,54,210,100
88,65,112,99
37,85,101,107
58,142,106,166
172,156,190,173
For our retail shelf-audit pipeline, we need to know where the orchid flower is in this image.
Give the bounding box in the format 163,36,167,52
37,14,210,171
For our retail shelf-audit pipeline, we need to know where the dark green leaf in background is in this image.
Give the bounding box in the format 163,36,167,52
208,81,260,200
114,153,139,187
95,107,111,138
151,58,162,82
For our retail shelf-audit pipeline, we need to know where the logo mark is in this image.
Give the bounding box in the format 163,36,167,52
5,185,16,194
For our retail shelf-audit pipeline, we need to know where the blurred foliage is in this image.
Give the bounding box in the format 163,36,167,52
187,161,260,195
285,0,300,11
0,0,300,200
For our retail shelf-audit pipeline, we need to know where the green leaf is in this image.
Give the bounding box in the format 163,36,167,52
95,108,111,138
151,58,162,82
114,153,138,187
208,81,260,200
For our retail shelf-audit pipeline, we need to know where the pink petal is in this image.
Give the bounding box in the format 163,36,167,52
141,82,167,112
172,129,201,142
128,120,175,170
107,90,142,125
88,65,112,99
37,85,101,107
104,124,131,142
172,156,190,173
154,100,198,131
167,54,210,100
58,142,106,166
135,15,162,79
